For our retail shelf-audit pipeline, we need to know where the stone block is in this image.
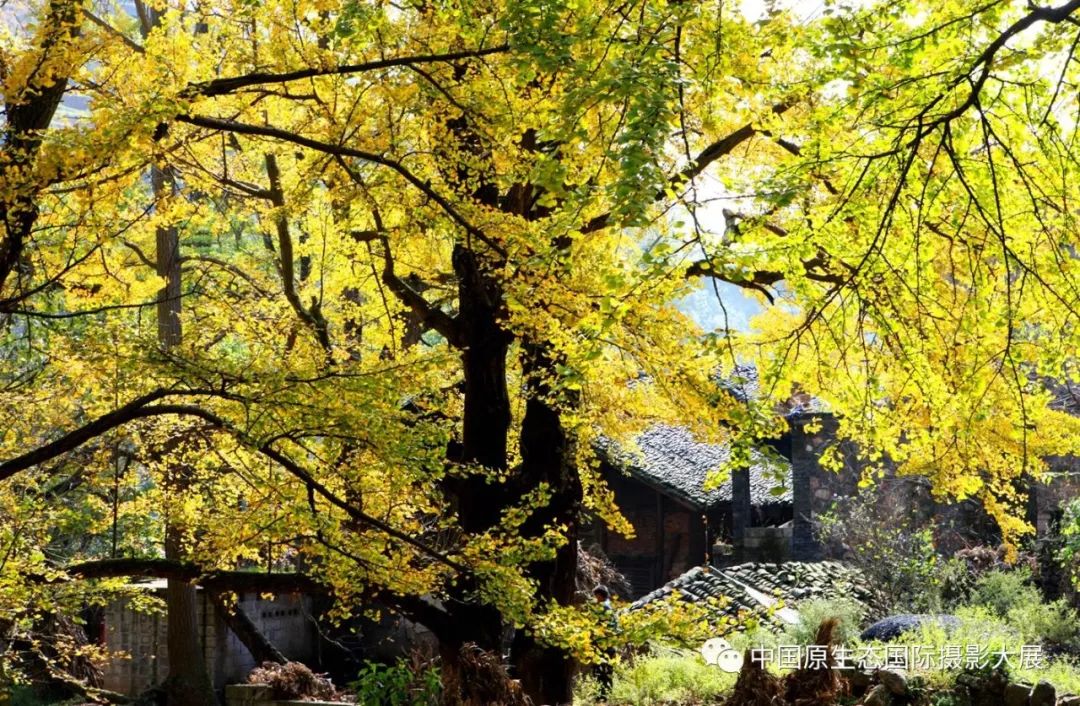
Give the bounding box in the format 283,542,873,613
1003,682,1029,706
1029,681,1056,706
225,683,273,706
876,669,907,696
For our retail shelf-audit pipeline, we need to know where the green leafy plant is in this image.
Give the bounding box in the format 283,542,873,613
1006,598,1080,648
855,604,1080,694
781,598,867,647
351,659,441,706
603,650,735,706
937,556,977,609
1057,498,1080,590
817,493,946,613
930,691,966,706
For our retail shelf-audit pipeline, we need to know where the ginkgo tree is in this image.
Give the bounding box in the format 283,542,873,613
1,1,781,702
3,0,1080,704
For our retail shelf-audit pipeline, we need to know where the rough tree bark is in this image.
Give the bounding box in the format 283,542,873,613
0,0,80,297
430,244,514,682
509,343,582,705
142,4,216,699
422,110,584,704
154,164,216,705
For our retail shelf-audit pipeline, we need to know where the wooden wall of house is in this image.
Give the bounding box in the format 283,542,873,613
587,471,709,598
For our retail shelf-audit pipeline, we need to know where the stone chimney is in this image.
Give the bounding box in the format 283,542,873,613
789,415,832,561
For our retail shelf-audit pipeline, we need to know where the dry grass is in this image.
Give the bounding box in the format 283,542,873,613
727,619,847,706
247,661,345,701
442,643,532,706
577,543,631,599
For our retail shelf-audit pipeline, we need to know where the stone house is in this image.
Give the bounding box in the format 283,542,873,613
93,373,1080,690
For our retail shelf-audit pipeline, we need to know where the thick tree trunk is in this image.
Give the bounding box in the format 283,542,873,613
431,244,514,692
147,69,216,701
162,529,215,706
0,0,79,296
510,343,582,706
453,244,511,478
434,110,584,702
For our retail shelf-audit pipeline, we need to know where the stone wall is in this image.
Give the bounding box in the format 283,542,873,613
789,415,861,559
741,526,793,563
100,584,316,696
787,413,1011,560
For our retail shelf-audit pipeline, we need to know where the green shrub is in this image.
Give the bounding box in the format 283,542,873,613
857,606,1017,690
937,556,976,609
1006,598,1080,647
969,569,1041,618
930,693,965,706
575,648,735,706
780,598,866,647
1057,498,1080,590
817,495,948,612
1016,657,1080,696
855,604,1080,695
351,659,441,706
728,625,780,658
964,568,1080,648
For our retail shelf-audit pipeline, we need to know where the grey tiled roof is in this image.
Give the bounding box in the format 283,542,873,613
720,562,880,609
718,363,760,403
630,565,764,620
717,364,829,418
1049,377,1080,416
599,424,792,510
631,561,884,627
